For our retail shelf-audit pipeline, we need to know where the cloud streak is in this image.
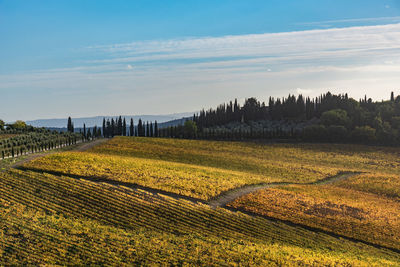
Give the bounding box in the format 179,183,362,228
1,23,400,120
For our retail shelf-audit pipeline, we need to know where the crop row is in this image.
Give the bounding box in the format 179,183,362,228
228,184,400,250
90,137,400,176
23,150,339,200
1,170,399,265
0,132,82,159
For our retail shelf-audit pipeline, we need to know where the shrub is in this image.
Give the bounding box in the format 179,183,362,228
326,125,348,142
320,109,350,127
350,126,376,144
303,124,327,142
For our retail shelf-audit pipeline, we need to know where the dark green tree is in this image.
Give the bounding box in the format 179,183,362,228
130,118,134,136
154,121,158,137
123,118,127,136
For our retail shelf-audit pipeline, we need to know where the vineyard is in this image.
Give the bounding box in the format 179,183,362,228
0,130,82,159
228,183,400,250
22,137,345,200
2,137,400,265
1,169,399,265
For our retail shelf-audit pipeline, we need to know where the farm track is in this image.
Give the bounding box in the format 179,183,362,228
10,138,107,170
209,172,360,208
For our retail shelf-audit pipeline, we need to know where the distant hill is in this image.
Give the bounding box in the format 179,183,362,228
26,112,194,128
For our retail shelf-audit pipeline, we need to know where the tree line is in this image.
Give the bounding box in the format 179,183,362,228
63,90,400,145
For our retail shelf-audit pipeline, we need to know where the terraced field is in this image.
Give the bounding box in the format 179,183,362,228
2,137,400,265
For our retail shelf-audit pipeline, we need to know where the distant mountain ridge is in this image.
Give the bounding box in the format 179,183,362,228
26,112,194,128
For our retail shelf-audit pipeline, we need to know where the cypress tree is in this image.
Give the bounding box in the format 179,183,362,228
138,119,143,137
130,118,134,136
83,124,86,140
111,119,115,137
102,118,106,137
150,122,154,137
154,121,158,137
391,92,395,102
123,118,127,136
117,116,123,135
146,122,150,137
67,117,73,132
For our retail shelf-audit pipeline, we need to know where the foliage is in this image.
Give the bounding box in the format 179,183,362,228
1,170,399,266
9,120,27,129
320,109,349,127
183,120,197,138
350,126,376,143
229,184,400,251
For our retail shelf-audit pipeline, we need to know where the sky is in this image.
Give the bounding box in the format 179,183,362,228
1,0,400,121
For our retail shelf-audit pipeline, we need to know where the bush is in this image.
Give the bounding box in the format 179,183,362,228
326,125,348,142
350,126,376,144
320,109,350,127
303,124,327,142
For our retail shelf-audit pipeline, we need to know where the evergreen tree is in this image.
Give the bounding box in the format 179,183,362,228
391,92,395,102
130,118,134,136
154,121,158,137
138,119,144,137
150,122,154,137
123,118,127,136
111,119,115,137
117,116,123,135
83,124,86,140
67,117,73,132
102,118,106,137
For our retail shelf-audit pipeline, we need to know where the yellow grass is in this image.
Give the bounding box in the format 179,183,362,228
229,184,400,250
1,170,399,266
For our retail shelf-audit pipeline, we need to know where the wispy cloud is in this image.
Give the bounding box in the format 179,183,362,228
2,23,400,120
296,16,400,27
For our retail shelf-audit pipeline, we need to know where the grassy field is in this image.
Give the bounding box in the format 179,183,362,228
3,137,400,265
1,169,399,266
228,183,400,250
23,137,344,200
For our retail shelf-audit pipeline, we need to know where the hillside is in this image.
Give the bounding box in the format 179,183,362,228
1,137,399,265
25,112,193,128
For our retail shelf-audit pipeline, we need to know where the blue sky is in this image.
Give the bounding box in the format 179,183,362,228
1,0,400,121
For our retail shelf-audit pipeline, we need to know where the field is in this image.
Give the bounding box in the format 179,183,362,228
23,137,344,200
2,137,400,265
228,183,400,250
1,169,399,265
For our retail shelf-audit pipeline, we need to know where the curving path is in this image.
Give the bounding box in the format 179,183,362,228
208,172,360,208
10,138,108,170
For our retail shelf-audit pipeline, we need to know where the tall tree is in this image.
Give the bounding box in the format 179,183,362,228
150,122,154,137
138,119,144,137
83,124,86,139
117,116,123,135
102,118,106,137
67,117,73,132
154,121,158,137
130,118,134,136
111,119,115,137
123,118,127,136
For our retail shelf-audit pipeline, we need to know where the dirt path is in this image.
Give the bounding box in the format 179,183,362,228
75,138,108,152
11,138,108,170
208,172,359,208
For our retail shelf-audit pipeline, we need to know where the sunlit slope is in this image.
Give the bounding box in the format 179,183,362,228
1,170,399,266
89,137,400,175
229,181,400,251
23,137,348,200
